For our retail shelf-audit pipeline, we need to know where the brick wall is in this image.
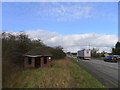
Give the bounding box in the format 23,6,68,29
24,56,52,69
24,57,35,69
40,56,52,68
41,57,44,67
47,57,52,67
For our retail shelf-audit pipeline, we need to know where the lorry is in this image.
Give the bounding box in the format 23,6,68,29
77,49,91,60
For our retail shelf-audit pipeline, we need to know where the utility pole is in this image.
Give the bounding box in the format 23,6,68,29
89,43,90,50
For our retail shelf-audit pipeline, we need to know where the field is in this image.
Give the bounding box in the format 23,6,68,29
3,57,105,88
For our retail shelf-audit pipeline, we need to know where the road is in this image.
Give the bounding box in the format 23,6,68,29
77,58,119,88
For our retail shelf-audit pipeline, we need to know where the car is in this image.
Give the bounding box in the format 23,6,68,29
104,55,117,62
117,55,120,59
115,55,120,61
112,55,118,62
104,56,112,61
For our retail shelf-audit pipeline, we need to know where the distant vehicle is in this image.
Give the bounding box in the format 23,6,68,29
77,49,91,60
116,55,120,60
114,55,120,61
104,55,119,62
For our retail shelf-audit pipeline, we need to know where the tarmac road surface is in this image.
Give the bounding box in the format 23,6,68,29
77,58,119,88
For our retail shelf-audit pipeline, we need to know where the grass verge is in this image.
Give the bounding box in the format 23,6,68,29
3,57,105,88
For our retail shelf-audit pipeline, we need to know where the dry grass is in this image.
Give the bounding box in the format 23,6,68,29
3,57,105,88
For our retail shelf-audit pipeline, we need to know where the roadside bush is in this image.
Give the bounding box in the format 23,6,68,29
46,46,66,60
101,54,105,57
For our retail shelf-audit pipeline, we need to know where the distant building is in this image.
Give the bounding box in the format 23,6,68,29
23,48,52,69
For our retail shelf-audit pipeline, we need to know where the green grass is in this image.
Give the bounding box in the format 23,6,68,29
71,58,105,88
3,57,105,88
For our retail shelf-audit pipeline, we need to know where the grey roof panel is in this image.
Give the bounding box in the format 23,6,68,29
23,48,52,57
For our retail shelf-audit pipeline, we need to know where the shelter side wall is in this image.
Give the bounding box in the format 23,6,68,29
24,57,35,69
41,57,44,67
41,56,52,67
31,58,35,67
47,57,52,67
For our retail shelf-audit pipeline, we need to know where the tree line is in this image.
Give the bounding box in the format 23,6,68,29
2,32,66,67
112,41,120,55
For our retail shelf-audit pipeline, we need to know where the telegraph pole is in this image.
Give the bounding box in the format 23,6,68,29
89,43,90,50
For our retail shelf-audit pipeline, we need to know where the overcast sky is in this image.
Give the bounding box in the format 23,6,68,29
2,2,118,52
